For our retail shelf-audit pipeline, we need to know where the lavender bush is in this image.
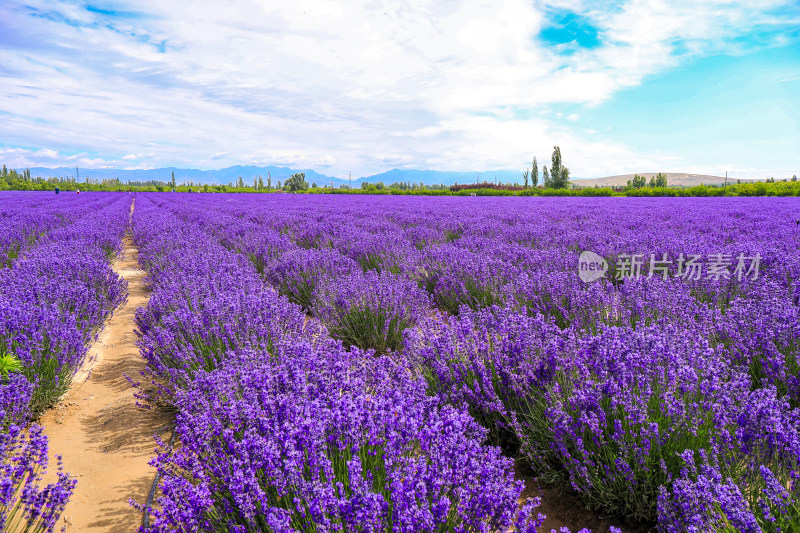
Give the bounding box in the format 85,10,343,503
264,248,359,311
147,344,543,532
0,197,129,415
419,245,513,315
405,305,574,451
313,270,432,353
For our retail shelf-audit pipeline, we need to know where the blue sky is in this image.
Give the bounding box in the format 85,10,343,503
0,0,798,179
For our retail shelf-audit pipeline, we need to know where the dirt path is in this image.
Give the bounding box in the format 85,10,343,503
41,229,171,532
516,464,651,533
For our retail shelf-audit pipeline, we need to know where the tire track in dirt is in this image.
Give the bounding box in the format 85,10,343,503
40,218,171,532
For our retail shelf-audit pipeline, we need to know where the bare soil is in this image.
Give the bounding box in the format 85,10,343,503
516,463,653,533
40,232,171,532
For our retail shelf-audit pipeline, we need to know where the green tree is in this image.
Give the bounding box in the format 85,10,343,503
549,146,570,189
532,156,538,187
171,171,176,188
543,165,550,188
627,174,647,189
284,173,308,192
522,169,529,189
267,172,272,189
258,175,264,189
550,147,562,188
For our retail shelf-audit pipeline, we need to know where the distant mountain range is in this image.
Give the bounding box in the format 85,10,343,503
26,166,768,187
26,165,538,187
29,165,341,186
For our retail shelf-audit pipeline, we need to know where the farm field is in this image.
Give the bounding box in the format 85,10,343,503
2,192,800,532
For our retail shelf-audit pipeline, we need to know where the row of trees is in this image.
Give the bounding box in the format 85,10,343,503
4,162,795,195
522,146,570,189
627,172,668,189
0,165,319,193
214,172,314,192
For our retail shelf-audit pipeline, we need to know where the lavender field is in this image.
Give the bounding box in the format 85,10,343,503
3,192,800,532
1,192,130,529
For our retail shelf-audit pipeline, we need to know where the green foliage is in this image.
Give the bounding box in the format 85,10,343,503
433,279,503,315
549,146,570,189
0,351,23,380
283,173,308,192
627,174,648,189
628,173,668,190
550,148,562,188
327,305,411,353
359,182,387,193
581,187,614,197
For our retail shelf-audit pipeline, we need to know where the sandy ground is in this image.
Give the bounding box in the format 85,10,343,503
40,230,171,532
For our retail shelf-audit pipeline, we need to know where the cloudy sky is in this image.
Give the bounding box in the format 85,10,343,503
1,0,798,179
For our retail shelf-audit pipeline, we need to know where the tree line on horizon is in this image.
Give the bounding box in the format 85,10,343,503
2,161,797,196
627,172,668,189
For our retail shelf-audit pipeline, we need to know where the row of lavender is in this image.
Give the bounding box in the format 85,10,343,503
0,193,131,531
0,192,119,267
145,194,800,532
133,195,546,532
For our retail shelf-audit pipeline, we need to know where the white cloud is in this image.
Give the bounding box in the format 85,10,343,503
0,0,797,177
36,148,59,159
